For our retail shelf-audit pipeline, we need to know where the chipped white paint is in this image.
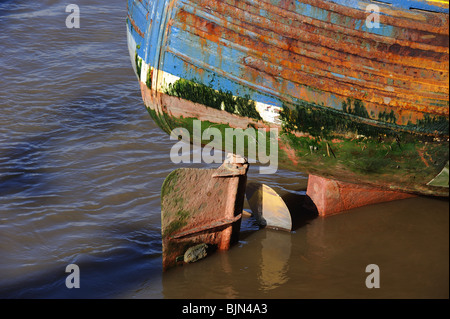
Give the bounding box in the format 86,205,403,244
255,102,282,124
140,61,150,83
153,70,283,125
158,70,180,91
427,161,449,187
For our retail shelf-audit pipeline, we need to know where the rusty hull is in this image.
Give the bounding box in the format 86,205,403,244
127,0,449,196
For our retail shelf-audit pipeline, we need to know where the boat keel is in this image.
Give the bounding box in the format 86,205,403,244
306,174,416,217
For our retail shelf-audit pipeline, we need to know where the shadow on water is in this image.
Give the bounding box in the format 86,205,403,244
0,85,131,197
0,0,173,298
0,89,166,298
0,196,164,298
0,138,49,197
0,248,163,299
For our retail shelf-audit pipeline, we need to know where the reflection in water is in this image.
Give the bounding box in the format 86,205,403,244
259,230,291,291
160,196,448,299
161,213,298,298
302,197,450,298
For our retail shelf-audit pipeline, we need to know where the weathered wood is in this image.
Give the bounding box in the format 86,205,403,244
127,0,449,196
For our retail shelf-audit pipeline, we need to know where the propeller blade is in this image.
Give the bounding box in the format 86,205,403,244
246,182,292,231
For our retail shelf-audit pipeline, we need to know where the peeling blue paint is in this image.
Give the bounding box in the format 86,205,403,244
329,0,448,13
163,51,283,108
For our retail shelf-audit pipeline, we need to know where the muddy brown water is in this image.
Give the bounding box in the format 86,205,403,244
0,0,448,299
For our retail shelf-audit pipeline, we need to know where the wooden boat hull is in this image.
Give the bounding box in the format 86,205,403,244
126,0,449,196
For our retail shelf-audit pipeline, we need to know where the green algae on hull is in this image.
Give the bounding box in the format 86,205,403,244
141,71,448,196
164,78,262,121
280,100,448,140
135,51,142,81
161,169,190,238
150,104,448,196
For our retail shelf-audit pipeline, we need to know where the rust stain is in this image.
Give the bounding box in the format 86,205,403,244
418,149,431,167
296,0,448,34
128,15,145,38
132,0,448,197
172,0,449,123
